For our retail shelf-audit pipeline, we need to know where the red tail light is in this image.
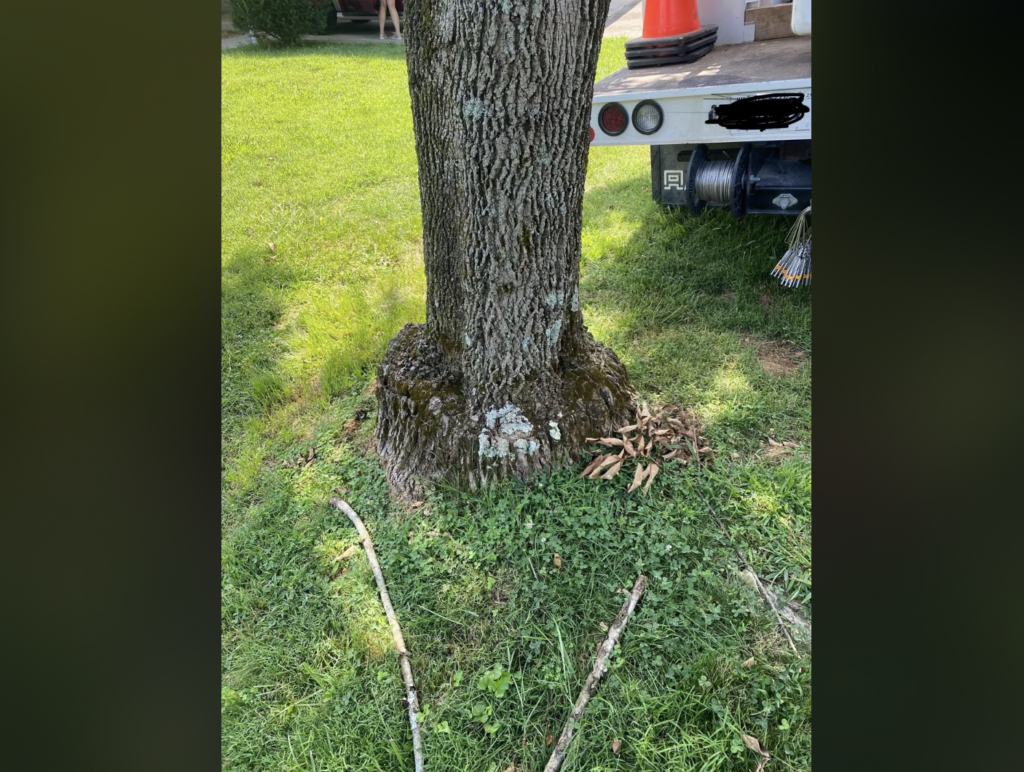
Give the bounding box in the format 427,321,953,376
598,103,628,136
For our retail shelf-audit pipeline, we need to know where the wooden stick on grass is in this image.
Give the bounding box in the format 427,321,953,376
691,488,799,655
742,552,798,655
330,498,424,772
543,574,647,772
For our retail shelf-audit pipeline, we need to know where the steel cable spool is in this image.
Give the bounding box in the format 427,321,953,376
693,160,734,203
685,144,749,218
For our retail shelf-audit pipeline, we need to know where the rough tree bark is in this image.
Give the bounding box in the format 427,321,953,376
376,0,635,498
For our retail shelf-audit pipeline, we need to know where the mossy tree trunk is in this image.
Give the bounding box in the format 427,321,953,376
376,0,635,498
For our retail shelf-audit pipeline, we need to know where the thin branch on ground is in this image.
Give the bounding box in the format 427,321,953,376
691,488,799,655
543,574,647,772
330,498,424,772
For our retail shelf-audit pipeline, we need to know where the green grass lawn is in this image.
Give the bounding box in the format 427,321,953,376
222,38,811,772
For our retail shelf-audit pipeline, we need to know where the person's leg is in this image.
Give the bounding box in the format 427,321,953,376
386,0,401,38
378,2,386,38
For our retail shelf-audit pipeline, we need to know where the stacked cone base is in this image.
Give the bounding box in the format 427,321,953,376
625,25,718,69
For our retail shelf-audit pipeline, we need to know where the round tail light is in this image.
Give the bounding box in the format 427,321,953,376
598,103,628,136
632,100,663,135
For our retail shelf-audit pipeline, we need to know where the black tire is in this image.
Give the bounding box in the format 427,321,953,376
325,8,339,33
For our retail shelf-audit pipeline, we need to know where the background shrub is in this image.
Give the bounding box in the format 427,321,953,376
231,0,334,46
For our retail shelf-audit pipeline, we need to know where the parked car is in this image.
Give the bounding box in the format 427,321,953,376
324,0,404,32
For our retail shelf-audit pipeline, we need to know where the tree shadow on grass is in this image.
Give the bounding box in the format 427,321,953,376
580,173,812,450
222,247,297,446
221,238,424,459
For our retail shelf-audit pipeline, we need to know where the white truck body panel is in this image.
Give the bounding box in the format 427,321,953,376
791,0,811,35
590,36,811,147
695,0,750,45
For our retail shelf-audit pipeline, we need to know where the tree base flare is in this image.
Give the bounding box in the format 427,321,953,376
375,323,635,500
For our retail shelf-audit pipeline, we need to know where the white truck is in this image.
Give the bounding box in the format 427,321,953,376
590,0,811,219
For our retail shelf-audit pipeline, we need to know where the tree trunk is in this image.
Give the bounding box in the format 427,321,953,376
376,0,635,499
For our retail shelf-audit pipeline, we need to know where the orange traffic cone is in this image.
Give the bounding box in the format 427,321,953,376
642,0,700,38
625,0,717,70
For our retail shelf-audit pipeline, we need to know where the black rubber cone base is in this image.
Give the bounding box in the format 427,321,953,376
625,25,718,69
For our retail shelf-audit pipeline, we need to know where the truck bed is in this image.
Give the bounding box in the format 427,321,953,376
594,36,811,102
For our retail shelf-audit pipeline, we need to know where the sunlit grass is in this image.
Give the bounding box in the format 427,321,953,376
222,36,811,772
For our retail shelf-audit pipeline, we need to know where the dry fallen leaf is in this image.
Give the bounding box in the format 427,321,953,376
612,738,622,755
340,545,359,560
599,437,624,447
267,241,276,253
545,732,554,746
586,454,619,478
553,553,562,569
580,455,606,478
411,500,423,509
623,438,636,457
617,424,637,434
627,463,646,493
741,657,755,668
585,454,606,479
741,733,769,757
642,463,659,494
601,460,623,479
767,437,781,447
598,621,608,632
782,441,798,449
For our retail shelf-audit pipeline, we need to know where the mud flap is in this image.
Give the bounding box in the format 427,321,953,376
651,145,689,207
